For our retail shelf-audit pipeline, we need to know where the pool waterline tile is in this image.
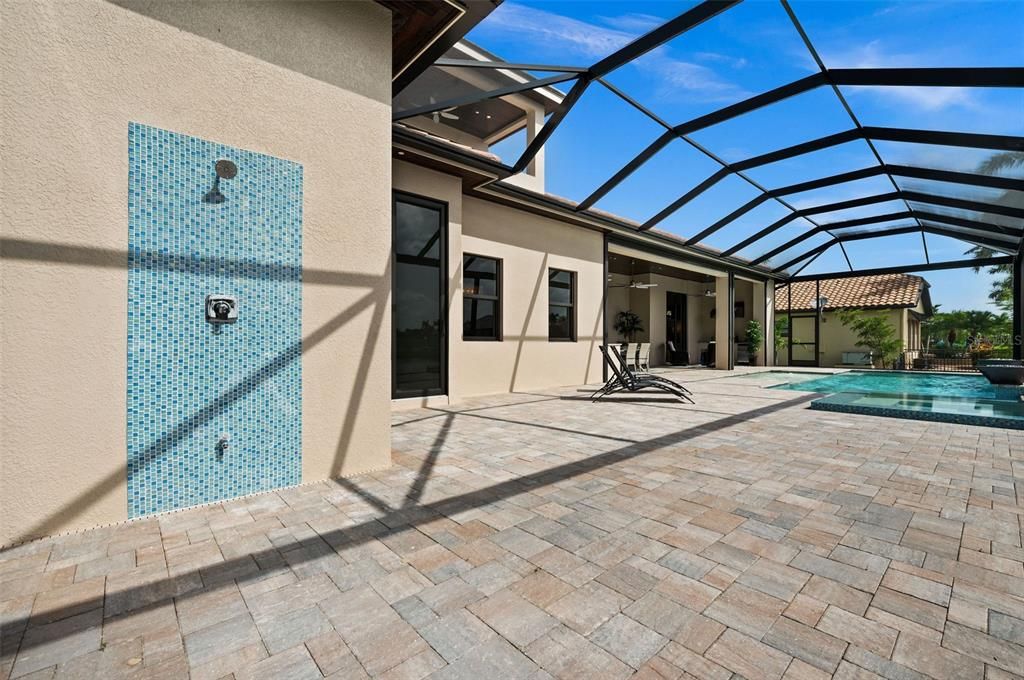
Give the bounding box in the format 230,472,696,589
811,391,1024,429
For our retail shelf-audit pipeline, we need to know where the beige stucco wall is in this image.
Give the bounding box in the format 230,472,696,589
812,309,904,367
458,197,604,396
392,161,604,400
1,0,392,546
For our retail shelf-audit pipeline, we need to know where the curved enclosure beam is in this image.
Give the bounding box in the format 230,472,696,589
640,129,1024,233
748,191,1024,265
512,78,591,174
786,257,1014,283
743,193,902,263
918,225,1020,253
886,165,1024,192
588,0,741,79
401,4,1024,281
900,191,1024,220
914,210,1024,237
770,209,1022,242
774,240,837,273
575,67,1024,212
577,74,826,211
772,223,1019,274
508,0,741,184
716,167,1024,254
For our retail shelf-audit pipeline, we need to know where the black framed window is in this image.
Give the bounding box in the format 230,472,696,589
392,192,447,398
463,254,501,341
548,268,576,341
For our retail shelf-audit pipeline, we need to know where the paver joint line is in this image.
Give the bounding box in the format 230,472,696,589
1,368,1021,680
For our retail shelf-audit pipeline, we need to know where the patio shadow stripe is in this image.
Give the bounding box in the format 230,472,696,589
1,392,818,652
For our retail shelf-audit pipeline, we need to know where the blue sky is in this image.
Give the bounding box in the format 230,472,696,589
462,0,1024,312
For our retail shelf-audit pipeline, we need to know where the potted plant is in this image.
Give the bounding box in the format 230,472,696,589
613,310,644,342
774,317,789,365
745,320,763,365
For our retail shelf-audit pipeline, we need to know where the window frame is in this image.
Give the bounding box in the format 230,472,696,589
547,267,577,342
462,253,503,342
391,190,448,399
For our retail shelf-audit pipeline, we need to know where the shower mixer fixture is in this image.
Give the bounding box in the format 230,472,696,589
205,294,238,324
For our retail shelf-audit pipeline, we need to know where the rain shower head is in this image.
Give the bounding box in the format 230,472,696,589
203,159,237,203
215,159,237,179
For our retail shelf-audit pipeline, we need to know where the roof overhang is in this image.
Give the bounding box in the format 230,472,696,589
379,0,502,95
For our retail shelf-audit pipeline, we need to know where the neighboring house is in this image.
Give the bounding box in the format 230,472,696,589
774,274,934,367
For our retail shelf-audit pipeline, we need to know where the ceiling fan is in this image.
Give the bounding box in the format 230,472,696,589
429,96,459,123
702,274,715,296
609,279,658,289
608,259,658,289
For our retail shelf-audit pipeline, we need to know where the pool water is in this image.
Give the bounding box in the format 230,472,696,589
767,370,996,399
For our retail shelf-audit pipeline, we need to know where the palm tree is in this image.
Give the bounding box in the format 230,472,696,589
976,151,1024,176
967,245,1013,310
966,152,1024,311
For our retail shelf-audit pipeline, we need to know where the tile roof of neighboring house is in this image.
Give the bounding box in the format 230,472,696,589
775,274,929,312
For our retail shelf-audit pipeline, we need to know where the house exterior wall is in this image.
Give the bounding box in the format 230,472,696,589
392,161,604,402
1,0,392,546
816,309,905,367
458,197,604,395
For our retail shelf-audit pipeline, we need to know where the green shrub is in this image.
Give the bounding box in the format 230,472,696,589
838,309,902,368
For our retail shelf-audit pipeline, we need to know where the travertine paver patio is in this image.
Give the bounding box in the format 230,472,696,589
2,368,1022,679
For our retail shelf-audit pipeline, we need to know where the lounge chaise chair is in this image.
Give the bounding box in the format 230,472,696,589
592,344,694,403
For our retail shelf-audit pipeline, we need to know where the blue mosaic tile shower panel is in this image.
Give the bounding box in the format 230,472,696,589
128,123,302,518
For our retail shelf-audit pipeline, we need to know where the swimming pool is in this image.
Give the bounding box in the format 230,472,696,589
766,370,996,399
753,369,1024,428
811,391,1024,429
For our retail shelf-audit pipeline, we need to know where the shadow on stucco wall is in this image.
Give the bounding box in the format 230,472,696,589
1,238,390,545
108,0,392,105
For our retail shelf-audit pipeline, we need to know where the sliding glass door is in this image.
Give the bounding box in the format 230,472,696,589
789,314,818,367
392,192,447,398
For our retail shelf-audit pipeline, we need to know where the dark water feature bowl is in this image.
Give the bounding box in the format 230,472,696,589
977,359,1024,386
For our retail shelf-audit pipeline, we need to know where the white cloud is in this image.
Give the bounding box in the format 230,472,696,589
597,13,666,34
872,1,956,19
822,40,980,111
476,3,748,103
640,53,752,102
694,52,749,69
479,3,633,59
